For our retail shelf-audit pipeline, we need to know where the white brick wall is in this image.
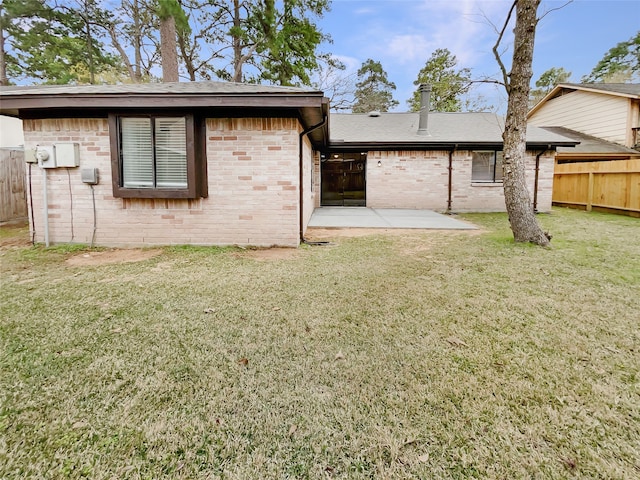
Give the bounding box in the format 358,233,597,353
23,117,303,247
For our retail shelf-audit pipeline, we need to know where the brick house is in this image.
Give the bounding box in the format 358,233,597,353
0,82,575,247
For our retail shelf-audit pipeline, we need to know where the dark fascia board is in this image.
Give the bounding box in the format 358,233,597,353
328,141,576,152
2,92,329,148
0,92,326,109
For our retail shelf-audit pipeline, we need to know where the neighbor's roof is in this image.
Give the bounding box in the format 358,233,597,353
541,127,640,158
557,83,640,97
329,112,577,149
529,83,640,116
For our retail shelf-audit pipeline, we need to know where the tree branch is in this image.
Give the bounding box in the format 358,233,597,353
492,0,517,93
538,0,573,22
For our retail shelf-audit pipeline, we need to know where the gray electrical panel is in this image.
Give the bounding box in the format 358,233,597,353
55,143,80,167
81,168,99,185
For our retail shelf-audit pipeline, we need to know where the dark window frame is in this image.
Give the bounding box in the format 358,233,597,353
471,150,504,183
109,112,207,199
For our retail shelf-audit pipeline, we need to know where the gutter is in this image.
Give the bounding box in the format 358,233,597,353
533,147,549,213
299,115,328,244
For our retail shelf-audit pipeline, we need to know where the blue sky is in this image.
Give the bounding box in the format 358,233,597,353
316,0,640,111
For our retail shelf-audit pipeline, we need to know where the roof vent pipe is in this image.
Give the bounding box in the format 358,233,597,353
418,83,431,136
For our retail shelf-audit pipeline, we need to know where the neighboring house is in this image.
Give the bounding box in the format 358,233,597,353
0,82,574,247
528,83,640,217
528,83,640,154
0,115,25,148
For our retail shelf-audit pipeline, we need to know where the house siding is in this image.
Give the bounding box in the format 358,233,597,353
528,90,629,146
362,149,553,213
23,117,302,247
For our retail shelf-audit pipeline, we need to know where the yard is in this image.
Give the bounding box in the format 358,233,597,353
1,208,638,479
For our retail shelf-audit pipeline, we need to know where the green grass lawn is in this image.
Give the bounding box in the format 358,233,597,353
1,208,638,479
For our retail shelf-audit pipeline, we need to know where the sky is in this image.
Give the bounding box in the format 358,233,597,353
315,0,640,112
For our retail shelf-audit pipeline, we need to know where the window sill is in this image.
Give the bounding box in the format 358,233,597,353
471,182,503,187
113,187,197,199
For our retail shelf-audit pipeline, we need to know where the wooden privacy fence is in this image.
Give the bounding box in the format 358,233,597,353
0,148,27,223
553,158,640,217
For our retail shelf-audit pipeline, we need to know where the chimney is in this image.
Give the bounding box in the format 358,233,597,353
418,84,431,135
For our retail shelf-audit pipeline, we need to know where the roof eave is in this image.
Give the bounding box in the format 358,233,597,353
328,141,576,151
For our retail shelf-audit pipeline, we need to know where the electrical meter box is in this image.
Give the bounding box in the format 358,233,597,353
54,142,80,167
36,145,56,168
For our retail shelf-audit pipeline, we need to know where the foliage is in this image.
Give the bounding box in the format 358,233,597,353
0,0,119,84
529,66,571,106
582,31,640,83
352,59,398,113
408,48,471,112
1,0,331,86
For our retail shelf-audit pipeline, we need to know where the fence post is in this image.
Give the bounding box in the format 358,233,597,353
586,171,594,212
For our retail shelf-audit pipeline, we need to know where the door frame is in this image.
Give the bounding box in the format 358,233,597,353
320,152,367,206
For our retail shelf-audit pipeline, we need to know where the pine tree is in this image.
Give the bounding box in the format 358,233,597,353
408,48,471,112
352,59,398,113
582,32,640,83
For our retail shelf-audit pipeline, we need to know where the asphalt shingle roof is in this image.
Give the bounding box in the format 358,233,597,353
560,83,640,97
0,81,320,96
330,112,576,146
541,127,640,154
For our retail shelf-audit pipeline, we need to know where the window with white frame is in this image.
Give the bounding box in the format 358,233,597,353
109,113,206,199
471,150,504,182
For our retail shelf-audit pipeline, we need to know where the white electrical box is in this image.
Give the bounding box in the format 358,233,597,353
25,149,38,164
81,168,99,185
36,145,56,168
54,142,80,167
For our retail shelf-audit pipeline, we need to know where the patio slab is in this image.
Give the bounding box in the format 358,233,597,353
308,207,477,230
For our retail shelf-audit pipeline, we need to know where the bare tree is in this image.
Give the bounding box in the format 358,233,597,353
494,0,550,246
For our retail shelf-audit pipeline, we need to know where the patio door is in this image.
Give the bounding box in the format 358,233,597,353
321,153,366,206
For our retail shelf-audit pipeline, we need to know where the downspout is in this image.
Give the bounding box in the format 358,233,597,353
299,115,327,244
447,147,456,213
533,147,548,213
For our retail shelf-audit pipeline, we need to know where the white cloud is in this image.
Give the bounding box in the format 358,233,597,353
386,35,434,65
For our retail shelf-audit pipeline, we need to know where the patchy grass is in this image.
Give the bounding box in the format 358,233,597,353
1,208,638,479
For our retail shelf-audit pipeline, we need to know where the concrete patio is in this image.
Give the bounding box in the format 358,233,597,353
308,207,477,230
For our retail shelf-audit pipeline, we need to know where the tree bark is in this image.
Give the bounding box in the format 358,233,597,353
160,15,179,82
0,10,7,86
232,0,242,82
502,0,550,246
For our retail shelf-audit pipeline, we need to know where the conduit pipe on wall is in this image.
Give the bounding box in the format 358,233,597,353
42,168,50,247
299,115,327,244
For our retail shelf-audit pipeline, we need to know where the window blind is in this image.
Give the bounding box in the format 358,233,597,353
155,117,187,188
121,118,154,188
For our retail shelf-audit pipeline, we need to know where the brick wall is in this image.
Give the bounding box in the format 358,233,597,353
361,149,554,212
366,150,449,209
23,117,303,247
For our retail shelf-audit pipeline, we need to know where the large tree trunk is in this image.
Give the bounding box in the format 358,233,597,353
502,0,550,246
232,0,242,82
160,15,179,82
0,14,7,86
